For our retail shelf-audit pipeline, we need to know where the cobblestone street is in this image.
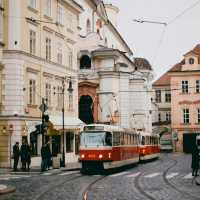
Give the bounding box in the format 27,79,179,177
0,153,199,200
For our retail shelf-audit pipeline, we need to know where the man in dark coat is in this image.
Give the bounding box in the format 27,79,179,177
41,144,47,172
27,144,31,171
191,145,199,176
20,140,29,171
13,142,20,171
46,141,52,170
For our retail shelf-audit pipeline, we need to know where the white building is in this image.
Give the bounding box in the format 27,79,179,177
77,0,154,132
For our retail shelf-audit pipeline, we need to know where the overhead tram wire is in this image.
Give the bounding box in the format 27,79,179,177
167,0,200,25
133,0,200,66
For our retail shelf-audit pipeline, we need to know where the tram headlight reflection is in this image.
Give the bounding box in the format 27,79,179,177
81,154,85,158
99,154,103,159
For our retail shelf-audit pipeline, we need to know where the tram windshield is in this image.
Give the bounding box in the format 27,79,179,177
80,131,112,147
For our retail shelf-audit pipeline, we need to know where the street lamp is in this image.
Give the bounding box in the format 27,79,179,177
61,77,73,167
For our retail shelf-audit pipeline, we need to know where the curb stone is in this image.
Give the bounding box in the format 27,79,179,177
0,184,16,195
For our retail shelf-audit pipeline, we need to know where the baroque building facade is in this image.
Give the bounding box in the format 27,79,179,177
77,0,153,132
0,0,83,167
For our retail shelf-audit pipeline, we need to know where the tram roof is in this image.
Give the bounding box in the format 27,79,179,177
83,124,124,132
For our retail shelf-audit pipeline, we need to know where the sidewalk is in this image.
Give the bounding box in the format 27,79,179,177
0,162,81,174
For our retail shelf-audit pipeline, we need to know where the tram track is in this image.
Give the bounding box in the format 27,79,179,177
162,156,199,200
82,175,107,200
33,172,82,200
134,154,199,200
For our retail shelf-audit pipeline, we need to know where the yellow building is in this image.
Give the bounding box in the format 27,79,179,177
0,0,83,167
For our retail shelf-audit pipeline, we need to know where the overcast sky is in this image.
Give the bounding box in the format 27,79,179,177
107,0,200,80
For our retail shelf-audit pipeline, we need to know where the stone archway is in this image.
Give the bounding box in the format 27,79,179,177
78,81,99,123
79,95,94,124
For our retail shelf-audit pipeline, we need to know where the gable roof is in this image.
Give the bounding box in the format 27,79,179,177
184,44,200,57
153,72,170,86
89,0,133,56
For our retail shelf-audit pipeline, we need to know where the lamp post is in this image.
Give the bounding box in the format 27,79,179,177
61,79,65,167
54,77,73,167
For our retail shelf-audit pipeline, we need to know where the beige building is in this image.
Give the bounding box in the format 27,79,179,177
169,44,200,153
0,0,83,167
152,72,171,132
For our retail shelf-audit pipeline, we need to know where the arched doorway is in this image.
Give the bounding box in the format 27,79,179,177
79,95,94,124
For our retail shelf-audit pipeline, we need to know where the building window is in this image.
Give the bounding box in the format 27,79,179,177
198,109,200,124
57,42,62,64
0,3,3,42
29,79,36,105
165,91,171,103
57,86,63,109
29,0,36,8
30,30,36,55
45,83,51,106
68,50,73,68
158,113,161,122
67,14,73,30
166,112,171,121
45,0,51,16
80,55,91,69
57,4,63,25
196,80,200,93
86,19,91,34
105,37,108,47
189,58,194,64
68,93,73,111
181,80,188,93
45,37,51,61
66,132,74,152
183,108,189,124
155,90,161,103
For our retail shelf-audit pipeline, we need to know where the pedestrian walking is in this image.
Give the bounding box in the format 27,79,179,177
41,144,47,172
46,141,52,170
13,142,20,171
191,145,199,176
27,144,32,171
20,139,29,171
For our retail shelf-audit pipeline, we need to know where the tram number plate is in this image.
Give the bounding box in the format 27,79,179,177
88,154,96,158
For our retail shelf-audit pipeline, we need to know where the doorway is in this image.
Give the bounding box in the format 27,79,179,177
79,95,94,124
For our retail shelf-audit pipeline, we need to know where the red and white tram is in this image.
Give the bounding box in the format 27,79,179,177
138,131,160,161
79,124,160,173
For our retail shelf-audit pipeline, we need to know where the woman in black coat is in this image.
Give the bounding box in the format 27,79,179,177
191,145,199,176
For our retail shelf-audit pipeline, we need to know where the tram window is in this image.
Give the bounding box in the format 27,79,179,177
141,136,145,145
197,138,200,146
113,132,120,146
120,132,124,145
105,132,112,146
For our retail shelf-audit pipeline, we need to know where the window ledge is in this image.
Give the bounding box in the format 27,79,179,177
179,92,190,95
27,6,39,14
180,123,191,125
27,104,38,109
56,22,64,27
67,28,74,34
43,14,53,21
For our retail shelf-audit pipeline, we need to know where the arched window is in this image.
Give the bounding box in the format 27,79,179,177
189,58,194,64
104,37,108,47
80,55,91,69
86,19,91,34
96,19,102,34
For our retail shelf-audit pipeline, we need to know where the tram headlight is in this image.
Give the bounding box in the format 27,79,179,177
142,149,146,154
99,154,103,159
81,154,85,159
